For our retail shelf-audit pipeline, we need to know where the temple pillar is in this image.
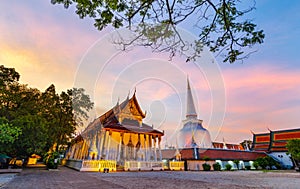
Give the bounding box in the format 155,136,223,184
158,136,162,161
153,136,157,162
79,140,85,159
88,133,98,160
101,130,108,159
106,131,112,159
117,132,123,162
144,134,148,161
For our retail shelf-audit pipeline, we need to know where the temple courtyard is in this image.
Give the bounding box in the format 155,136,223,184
1,166,299,189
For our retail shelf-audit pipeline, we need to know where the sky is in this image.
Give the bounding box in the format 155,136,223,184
1,0,300,145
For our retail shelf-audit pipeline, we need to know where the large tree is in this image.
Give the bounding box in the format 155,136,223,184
51,0,264,63
0,65,94,158
287,139,300,161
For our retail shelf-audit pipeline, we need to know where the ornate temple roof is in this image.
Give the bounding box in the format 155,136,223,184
82,92,164,136
252,128,300,152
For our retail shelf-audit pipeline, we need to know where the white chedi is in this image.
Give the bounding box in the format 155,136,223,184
177,78,212,148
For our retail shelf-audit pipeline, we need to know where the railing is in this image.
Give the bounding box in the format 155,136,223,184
65,159,116,172
81,160,117,172
169,161,185,171
124,161,164,171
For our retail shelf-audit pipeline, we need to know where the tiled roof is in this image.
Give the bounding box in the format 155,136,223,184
252,128,300,152
81,93,163,136
161,148,266,161
212,142,244,150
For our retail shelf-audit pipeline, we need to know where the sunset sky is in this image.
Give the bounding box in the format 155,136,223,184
1,0,300,145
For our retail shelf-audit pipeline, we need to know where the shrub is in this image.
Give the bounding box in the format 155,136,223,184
44,151,60,169
255,156,280,170
213,163,221,171
233,160,240,170
253,161,259,169
245,165,251,170
225,164,232,171
203,156,210,162
202,163,211,171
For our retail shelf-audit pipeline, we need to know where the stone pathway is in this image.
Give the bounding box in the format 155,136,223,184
1,166,299,189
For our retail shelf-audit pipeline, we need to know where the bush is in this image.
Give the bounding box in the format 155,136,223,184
245,165,251,170
253,161,259,169
254,156,280,170
213,163,221,171
202,163,211,171
225,164,232,171
44,151,59,169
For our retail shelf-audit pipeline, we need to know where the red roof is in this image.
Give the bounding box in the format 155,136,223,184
162,148,266,161
252,128,300,152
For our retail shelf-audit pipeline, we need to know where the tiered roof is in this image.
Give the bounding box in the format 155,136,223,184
212,142,244,150
82,93,164,136
252,128,300,152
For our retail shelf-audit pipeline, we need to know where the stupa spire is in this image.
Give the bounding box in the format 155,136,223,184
186,77,197,119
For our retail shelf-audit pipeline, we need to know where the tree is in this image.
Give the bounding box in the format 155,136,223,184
67,88,94,131
11,115,49,158
0,65,20,86
0,65,94,159
254,156,279,170
0,118,22,145
51,0,264,63
286,139,300,161
287,140,300,171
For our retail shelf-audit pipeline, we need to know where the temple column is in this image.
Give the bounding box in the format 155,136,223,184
101,130,108,159
89,132,98,160
98,130,105,159
158,136,162,161
153,136,157,161
117,132,123,162
106,131,112,159
144,134,147,161
149,135,152,160
79,140,86,159
96,130,101,159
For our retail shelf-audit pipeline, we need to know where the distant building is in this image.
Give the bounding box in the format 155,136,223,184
161,79,266,171
252,128,300,169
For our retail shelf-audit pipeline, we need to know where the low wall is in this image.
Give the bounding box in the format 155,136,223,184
124,161,164,171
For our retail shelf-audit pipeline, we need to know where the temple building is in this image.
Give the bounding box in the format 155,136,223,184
176,79,212,148
65,92,164,171
252,128,300,169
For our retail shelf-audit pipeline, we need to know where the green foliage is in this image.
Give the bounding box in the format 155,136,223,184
44,151,60,169
0,65,94,159
202,163,211,171
51,0,265,63
0,118,22,144
225,164,232,170
253,161,259,169
203,156,210,162
254,156,280,170
245,165,251,170
213,162,221,171
286,139,300,161
233,159,240,170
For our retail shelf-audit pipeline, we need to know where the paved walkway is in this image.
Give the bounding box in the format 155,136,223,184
1,166,300,189
0,167,124,189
